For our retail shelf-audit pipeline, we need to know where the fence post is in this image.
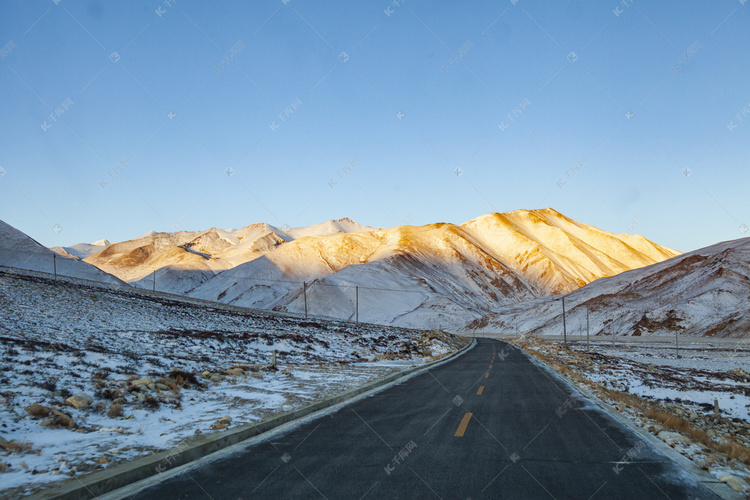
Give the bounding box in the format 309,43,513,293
562,296,567,345
303,281,308,319
153,270,156,292
586,307,590,351
675,331,679,357
355,286,359,324
53,254,57,279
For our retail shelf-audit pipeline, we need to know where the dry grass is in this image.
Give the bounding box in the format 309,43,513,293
168,368,199,387
107,403,123,418
5,441,33,454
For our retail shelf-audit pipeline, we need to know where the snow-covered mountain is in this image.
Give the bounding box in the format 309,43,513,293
60,209,679,329
181,209,679,329
51,239,112,259
0,220,124,284
82,218,380,293
464,236,750,339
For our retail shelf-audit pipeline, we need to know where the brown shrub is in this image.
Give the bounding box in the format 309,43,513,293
107,403,123,418
5,441,33,453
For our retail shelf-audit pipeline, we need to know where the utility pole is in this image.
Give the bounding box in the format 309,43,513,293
303,281,308,319
562,296,567,345
675,331,679,357
153,270,156,292
355,286,359,324
53,254,57,279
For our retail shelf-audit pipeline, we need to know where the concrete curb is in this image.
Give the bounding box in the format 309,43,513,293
31,339,476,500
509,342,743,500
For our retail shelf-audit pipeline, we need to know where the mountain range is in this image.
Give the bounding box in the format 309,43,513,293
40,209,681,329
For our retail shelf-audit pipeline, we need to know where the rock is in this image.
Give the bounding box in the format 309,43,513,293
706,429,716,438
132,378,153,386
656,431,687,447
209,374,224,383
212,416,232,430
147,383,156,391
719,475,745,492
0,436,8,449
25,403,52,418
688,411,698,421
41,410,76,429
201,371,211,379
98,457,109,465
155,383,170,391
66,393,93,410
224,368,245,377
136,393,146,402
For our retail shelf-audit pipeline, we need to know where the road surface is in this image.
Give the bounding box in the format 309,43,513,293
132,338,718,499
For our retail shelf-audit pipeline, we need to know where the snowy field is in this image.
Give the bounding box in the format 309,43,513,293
0,269,466,498
506,336,750,495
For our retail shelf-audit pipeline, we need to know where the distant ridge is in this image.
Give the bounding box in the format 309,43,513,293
72,209,680,329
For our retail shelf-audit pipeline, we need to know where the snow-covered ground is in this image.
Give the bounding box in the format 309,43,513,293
506,336,750,495
0,268,466,499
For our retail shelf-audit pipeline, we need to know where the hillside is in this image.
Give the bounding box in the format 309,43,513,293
464,236,750,339
0,220,124,285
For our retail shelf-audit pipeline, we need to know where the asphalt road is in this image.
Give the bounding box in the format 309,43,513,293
132,338,719,499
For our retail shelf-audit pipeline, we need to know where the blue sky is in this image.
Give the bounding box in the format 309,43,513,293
0,0,748,252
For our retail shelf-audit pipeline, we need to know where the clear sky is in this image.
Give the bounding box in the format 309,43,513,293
1,0,748,253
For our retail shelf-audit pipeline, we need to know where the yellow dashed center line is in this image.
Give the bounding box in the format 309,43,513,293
454,412,473,437
489,364,493,369
484,372,489,379
476,385,484,395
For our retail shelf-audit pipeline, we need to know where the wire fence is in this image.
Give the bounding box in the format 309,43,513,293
9,254,750,348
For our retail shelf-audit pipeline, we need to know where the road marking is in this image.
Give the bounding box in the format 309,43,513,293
489,364,493,369
477,386,484,395
484,373,489,379
454,412,473,437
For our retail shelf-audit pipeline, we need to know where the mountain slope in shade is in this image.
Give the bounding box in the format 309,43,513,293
464,237,750,339
51,239,112,260
187,209,680,329
82,218,381,293
0,220,124,284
